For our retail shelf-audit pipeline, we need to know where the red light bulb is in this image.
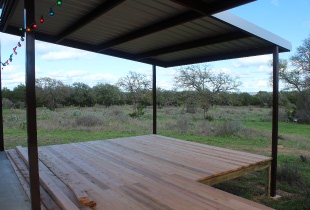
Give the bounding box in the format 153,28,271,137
40,16,44,23
33,22,37,29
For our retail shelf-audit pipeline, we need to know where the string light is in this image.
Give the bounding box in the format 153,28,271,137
40,16,45,23
49,8,55,16
1,0,64,68
32,22,37,29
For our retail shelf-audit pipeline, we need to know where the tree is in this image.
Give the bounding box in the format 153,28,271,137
253,91,273,107
93,83,123,107
11,84,26,103
117,71,151,114
174,64,241,117
2,87,13,101
69,82,94,107
36,77,69,110
274,35,310,123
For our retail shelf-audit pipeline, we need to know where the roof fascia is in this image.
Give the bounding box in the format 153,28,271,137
165,46,276,67
169,0,256,15
213,11,292,51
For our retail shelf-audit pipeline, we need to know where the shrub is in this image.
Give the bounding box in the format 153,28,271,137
215,120,242,136
198,121,214,136
300,155,309,164
175,116,191,134
129,103,145,118
2,98,14,109
75,114,103,127
111,107,123,116
260,115,272,122
205,115,214,121
295,109,310,124
165,116,192,134
186,101,197,114
277,164,304,186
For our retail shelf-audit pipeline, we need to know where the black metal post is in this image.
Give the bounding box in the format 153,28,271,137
25,0,41,209
270,45,279,197
152,65,157,134
0,39,4,151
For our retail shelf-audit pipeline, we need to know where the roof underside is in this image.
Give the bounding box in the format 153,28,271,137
0,0,291,68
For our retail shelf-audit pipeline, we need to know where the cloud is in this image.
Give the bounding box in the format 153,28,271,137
2,65,25,89
41,50,90,61
158,68,177,77
0,33,22,47
36,41,93,61
257,65,272,73
43,70,118,86
232,55,272,68
241,79,271,92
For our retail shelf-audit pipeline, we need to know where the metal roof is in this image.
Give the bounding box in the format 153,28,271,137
0,0,291,68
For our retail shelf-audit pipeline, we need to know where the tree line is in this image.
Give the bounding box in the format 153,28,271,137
0,76,299,109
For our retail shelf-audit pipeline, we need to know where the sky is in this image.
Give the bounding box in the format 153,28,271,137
0,0,309,93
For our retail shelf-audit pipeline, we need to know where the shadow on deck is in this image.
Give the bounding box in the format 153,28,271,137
0,151,31,210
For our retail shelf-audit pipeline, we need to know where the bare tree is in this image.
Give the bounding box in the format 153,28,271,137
272,35,310,122
174,64,241,118
117,71,151,114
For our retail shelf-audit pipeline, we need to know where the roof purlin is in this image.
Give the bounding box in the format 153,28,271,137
55,0,126,44
136,31,253,61
0,0,19,32
96,0,256,53
96,11,202,53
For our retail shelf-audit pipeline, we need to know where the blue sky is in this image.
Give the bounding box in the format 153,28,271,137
1,0,309,92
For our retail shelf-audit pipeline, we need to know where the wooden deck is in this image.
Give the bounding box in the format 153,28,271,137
7,135,273,210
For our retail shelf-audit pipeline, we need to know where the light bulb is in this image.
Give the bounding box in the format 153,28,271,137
40,16,45,23
50,8,54,16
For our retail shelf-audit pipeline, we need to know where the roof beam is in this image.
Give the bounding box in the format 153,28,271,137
136,31,252,60
164,46,274,67
96,11,202,53
55,0,126,43
169,0,256,15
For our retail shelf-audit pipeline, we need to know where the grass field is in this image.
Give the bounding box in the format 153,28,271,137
3,105,310,209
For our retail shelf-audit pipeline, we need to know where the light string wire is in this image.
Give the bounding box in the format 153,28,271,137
1,0,63,69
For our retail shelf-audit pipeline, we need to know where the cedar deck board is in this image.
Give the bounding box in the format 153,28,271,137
7,135,273,210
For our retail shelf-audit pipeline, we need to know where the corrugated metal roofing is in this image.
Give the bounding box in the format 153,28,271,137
0,0,291,67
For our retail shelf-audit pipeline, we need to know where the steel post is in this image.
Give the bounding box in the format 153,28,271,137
270,45,279,197
25,0,41,209
152,65,157,134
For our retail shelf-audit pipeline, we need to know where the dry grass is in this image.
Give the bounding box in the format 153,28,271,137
2,105,310,209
